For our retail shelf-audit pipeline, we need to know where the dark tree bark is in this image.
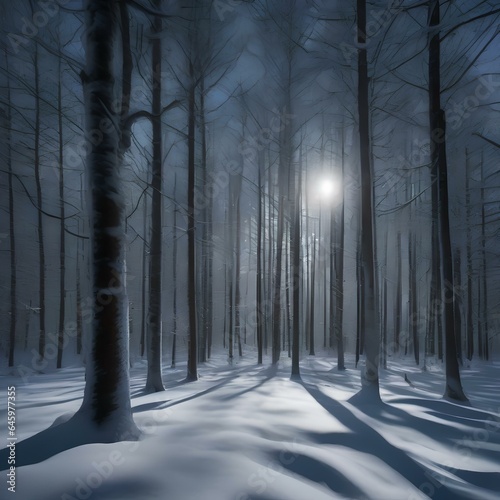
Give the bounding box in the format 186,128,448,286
186,61,198,381
465,150,474,361
394,232,402,354
78,0,138,438
453,249,463,365
256,153,264,365
480,157,489,361
57,50,65,370
428,0,468,402
291,161,302,379
309,231,316,356
4,62,16,367
335,141,346,371
357,0,379,392
34,45,46,361
171,176,178,368
145,0,165,392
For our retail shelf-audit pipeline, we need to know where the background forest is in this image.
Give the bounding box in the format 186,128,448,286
1,0,500,399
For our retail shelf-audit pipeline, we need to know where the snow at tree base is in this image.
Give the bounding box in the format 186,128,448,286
1,1,499,499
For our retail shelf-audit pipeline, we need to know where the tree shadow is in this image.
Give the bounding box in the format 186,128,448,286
300,381,472,500
0,411,138,470
268,449,368,499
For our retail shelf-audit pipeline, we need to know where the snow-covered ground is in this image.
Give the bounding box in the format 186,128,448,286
1,352,499,500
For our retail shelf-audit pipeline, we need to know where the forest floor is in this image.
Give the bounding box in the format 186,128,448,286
1,351,500,500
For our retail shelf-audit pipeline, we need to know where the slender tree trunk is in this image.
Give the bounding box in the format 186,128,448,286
453,249,462,365
309,232,316,356
335,143,345,370
34,46,46,361
394,232,402,354
140,194,148,358
272,184,285,364
76,252,83,356
465,149,474,361
256,156,264,365
480,157,489,360
186,58,198,381
171,178,178,368
285,225,291,356
357,0,379,392
235,180,243,358
57,52,66,370
145,3,165,392
428,0,467,402
291,161,301,378
409,231,419,365
5,63,16,367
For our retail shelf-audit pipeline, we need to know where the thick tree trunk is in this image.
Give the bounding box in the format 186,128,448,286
145,2,165,392
79,0,138,438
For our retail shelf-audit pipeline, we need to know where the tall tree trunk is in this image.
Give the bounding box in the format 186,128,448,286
57,51,66,370
5,59,16,367
186,58,198,381
34,45,46,361
145,2,165,392
235,178,243,358
285,225,291,356
465,149,474,361
171,177,178,368
335,140,345,370
480,157,489,360
78,0,138,437
256,155,264,365
394,232,402,354
309,231,316,356
453,249,463,365
357,0,379,392
428,0,468,402
140,193,148,358
272,182,285,364
291,160,302,379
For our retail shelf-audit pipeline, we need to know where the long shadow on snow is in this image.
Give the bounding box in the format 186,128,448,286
351,396,500,465
0,365,268,469
219,365,277,401
300,381,471,500
132,364,276,413
268,448,368,499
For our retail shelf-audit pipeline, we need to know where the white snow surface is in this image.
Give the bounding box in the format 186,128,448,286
1,352,500,500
